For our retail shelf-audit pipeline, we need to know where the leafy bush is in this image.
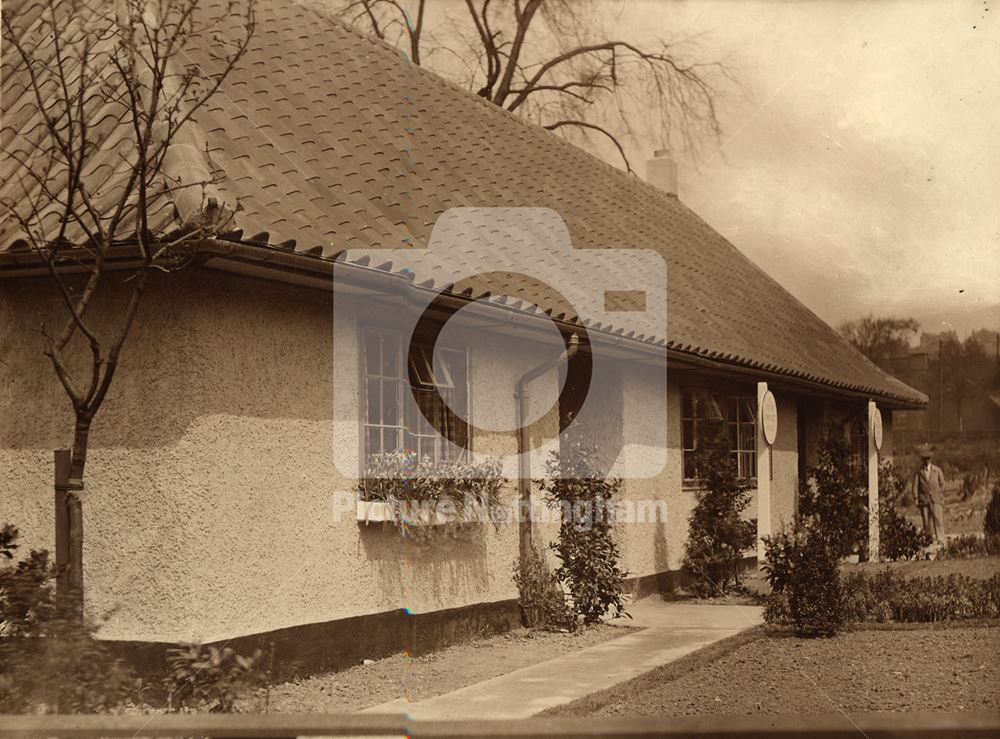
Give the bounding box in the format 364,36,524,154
0,526,135,713
761,525,806,594
512,546,576,631
682,419,756,596
800,430,867,558
986,483,1000,554
762,518,843,637
840,570,1000,623
879,502,931,560
166,643,263,712
539,440,628,625
787,527,843,637
936,534,991,560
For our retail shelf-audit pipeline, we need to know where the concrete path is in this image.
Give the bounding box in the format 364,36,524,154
361,597,763,720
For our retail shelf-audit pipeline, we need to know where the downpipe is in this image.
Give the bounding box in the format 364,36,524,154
515,333,580,568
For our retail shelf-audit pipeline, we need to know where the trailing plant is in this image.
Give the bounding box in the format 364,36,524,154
166,643,264,713
0,526,135,713
512,547,576,632
682,419,756,596
800,428,867,558
762,518,843,637
358,451,505,529
539,440,628,625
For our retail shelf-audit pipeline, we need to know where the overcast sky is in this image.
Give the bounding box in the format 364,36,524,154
599,0,999,336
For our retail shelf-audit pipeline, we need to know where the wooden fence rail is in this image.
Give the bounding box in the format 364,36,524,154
1,711,999,738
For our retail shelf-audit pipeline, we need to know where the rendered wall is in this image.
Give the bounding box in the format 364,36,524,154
0,269,672,643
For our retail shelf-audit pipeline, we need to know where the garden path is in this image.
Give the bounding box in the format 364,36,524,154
359,598,763,720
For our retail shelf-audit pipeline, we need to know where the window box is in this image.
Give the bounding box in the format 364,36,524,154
356,498,453,526
354,452,506,528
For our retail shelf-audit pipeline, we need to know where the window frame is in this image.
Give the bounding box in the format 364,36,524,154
682,388,758,484
361,325,472,465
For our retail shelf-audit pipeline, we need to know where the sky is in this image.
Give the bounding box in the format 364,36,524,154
601,0,1000,336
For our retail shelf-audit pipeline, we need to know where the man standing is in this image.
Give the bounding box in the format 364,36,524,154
912,445,946,544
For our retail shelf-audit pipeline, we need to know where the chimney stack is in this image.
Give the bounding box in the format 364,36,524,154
646,149,678,197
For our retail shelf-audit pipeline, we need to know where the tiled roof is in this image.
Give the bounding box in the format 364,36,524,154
0,0,926,407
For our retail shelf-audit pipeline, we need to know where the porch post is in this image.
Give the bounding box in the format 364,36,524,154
867,400,881,562
756,382,771,565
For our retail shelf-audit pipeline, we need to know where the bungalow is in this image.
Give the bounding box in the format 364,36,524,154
0,0,925,675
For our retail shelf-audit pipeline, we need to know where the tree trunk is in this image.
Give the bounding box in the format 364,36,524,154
63,415,91,616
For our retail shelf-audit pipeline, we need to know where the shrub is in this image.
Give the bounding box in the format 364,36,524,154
539,440,628,624
166,643,263,713
682,419,756,596
877,460,931,560
0,525,135,713
937,534,991,560
879,501,931,560
762,519,842,637
760,525,805,594
840,570,1000,623
986,483,1000,554
512,547,576,631
786,526,843,637
800,430,866,558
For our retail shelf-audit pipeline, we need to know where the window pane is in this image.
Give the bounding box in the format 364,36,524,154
382,335,399,378
366,378,380,425
433,349,456,389
706,395,724,421
365,331,381,377
728,422,738,449
367,426,381,457
409,347,435,387
682,389,694,419
384,428,400,452
726,397,738,422
683,451,697,479
740,423,756,453
741,398,756,424
682,420,695,450
382,380,400,426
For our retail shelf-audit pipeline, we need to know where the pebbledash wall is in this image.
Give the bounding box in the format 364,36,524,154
0,269,643,644
1,267,821,647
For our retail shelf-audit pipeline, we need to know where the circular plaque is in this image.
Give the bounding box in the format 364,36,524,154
872,407,884,451
761,391,778,446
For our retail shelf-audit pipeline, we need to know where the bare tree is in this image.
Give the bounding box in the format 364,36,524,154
335,0,725,171
839,314,920,368
1,0,255,608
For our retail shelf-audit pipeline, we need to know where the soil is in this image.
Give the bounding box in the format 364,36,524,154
562,626,1000,717
255,623,632,713
841,556,1000,580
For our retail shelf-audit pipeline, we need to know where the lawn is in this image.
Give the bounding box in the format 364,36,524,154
256,622,632,713
547,625,1000,717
